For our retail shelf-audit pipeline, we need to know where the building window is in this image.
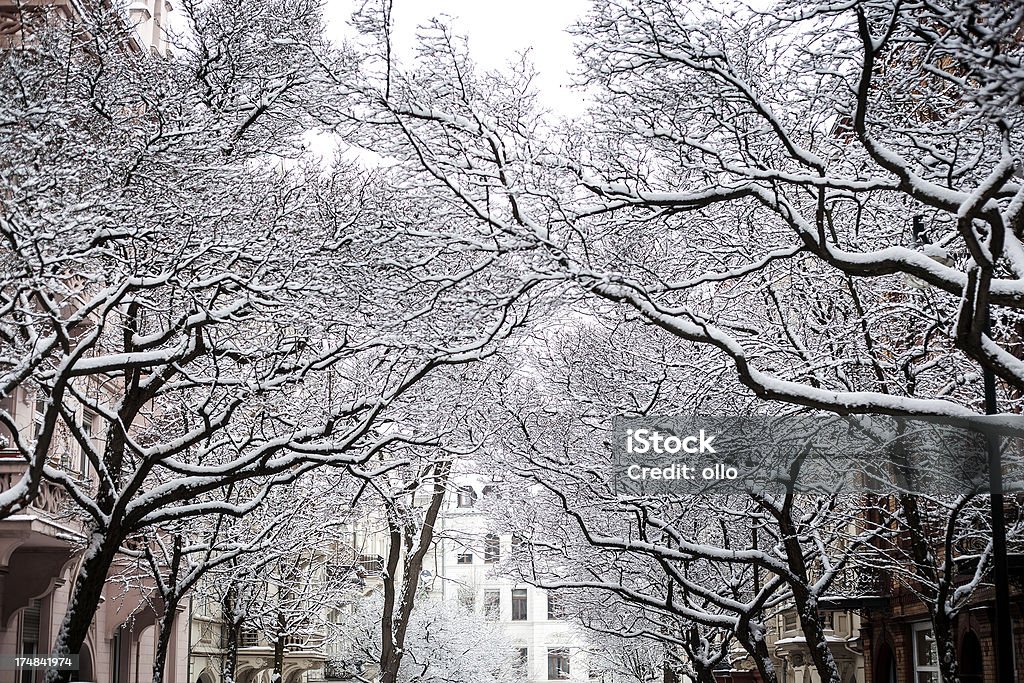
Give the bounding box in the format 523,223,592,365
547,592,566,620
912,622,940,683
547,647,570,680
782,610,798,633
79,412,94,475
512,588,528,621
457,486,478,508
458,587,475,612
484,590,500,620
20,599,40,683
111,627,123,683
484,534,500,563
456,552,474,565
0,395,13,450
32,394,45,441
239,628,259,647
514,648,528,673
511,533,529,559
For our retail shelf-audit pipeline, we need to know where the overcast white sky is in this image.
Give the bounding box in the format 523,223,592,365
320,0,591,116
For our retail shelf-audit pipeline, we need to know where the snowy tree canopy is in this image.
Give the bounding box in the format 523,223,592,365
354,0,1024,416
3,2,1024,683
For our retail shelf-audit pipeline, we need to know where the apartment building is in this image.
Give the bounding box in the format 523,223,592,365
859,567,1024,683
0,3,186,681
0,382,191,683
0,0,172,54
187,568,336,683
436,474,594,683
767,607,864,683
713,508,1023,683
187,506,394,683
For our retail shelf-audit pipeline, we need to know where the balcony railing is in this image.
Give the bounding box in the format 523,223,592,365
0,459,67,517
237,630,326,651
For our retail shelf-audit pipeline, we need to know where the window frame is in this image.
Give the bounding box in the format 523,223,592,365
32,394,46,441
547,592,565,620
484,590,500,621
456,486,478,508
511,588,528,621
484,534,500,563
547,647,570,680
79,411,95,476
782,610,798,633
912,621,941,682
458,587,475,612
514,647,528,674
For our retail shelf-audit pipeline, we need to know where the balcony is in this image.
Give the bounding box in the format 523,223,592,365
233,630,328,683
0,458,69,518
236,627,329,653
0,459,82,633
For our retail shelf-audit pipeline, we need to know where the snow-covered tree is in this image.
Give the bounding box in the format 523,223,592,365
0,3,534,680
345,2,1024,681
485,325,876,683
582,630,682,683
337,595,524,683
342,365,514,683
121,474,361,683
351,0,1024,414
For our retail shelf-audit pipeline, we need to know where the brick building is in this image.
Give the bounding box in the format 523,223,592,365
860,570,1024,682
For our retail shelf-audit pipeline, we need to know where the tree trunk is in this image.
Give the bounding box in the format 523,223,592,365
151,598,180,683
899,492,961,683
46,533,122,683
273,613,286,683
223,585,241,683
378,461,452,683
378,522,403,682
794,595,841,683
775,497,842,683
736,620,778,683
694,667,716,683
933,605,961,683
682,625,718,683
48,398,140,683
152,534,184,683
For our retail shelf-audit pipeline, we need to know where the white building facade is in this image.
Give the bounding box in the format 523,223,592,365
434,476,594,683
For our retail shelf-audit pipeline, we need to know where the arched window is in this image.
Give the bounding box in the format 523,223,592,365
959,631,984,683
874,642,897,683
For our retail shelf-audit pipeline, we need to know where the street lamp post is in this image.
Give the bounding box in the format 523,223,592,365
983,337,1016,683
907,216,1015,679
